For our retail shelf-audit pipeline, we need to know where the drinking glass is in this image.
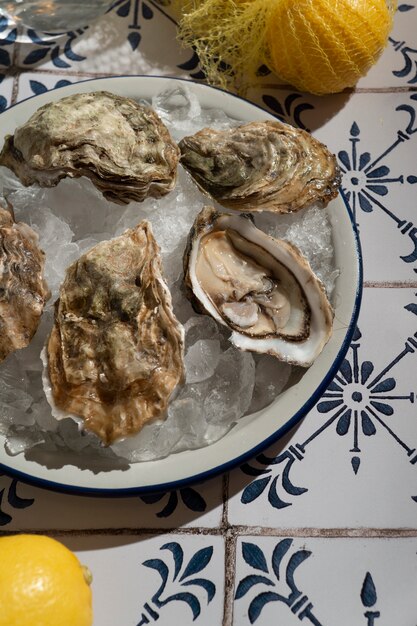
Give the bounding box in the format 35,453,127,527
0,0,115,41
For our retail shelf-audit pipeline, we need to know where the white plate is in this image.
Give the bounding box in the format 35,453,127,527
0,76,362,495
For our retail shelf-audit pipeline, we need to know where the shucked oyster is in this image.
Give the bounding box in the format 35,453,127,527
0,203,49,363
179,121,341,213
45,221,185,445
184,207,333,367
0,91,180,205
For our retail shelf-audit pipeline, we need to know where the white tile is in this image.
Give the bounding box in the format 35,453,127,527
0,474,223,529
249,88,417,283
15,2,195,78
228,287,417,529
16,72,80,101
357,3,417,88
0,73,13,110
233,536,417,626
59,533,224,626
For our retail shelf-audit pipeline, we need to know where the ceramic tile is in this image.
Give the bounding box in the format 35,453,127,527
14,1,195,78
248,88,417,283
0,72,13,110
227,287,417,529
0,474,223,529
0,16,16,76
16,72,80,101
233,536,417,626
57,533,224,626
357,2,417,89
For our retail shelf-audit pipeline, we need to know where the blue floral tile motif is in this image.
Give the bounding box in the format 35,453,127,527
29,78,73,95
361,572,380,625
339,98,417,270
21,28,87,68
235,539,322,625
0,15,16,68
261,93,314,131
0,74,8,111
0,475,34,525
391,3,417,85
240,323,417,509
137,542,216,624
139,487,207,518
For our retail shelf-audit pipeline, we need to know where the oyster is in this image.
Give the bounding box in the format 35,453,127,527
0,203,49,363
0,91,180,205
45,221,185,445
184,207,333,367
179,121,341,213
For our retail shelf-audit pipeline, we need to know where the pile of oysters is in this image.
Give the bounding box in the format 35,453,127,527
0,90,341,448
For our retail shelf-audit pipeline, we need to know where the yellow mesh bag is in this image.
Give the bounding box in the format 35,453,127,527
267,0,397,94
175,0,397,95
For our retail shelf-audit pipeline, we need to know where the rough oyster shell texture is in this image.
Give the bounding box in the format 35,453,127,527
0,204,49,363
179,121,341,213
0,91,180,205
184,206,333,367
45,221,185,445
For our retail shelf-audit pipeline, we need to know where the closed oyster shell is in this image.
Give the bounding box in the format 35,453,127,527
45,221,185,445
179,121,341,213
0,91,180,205
0,203,49,363
184,206,333,367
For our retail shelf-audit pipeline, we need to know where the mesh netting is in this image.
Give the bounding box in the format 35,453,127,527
175,0,397,95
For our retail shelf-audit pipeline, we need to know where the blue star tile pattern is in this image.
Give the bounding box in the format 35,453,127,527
338,97,417,272
240,318,417,510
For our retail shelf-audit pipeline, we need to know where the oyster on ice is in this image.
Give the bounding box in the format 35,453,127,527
179,121,341,213
0,203,49,363
0,91,180,205
184,207,333,367
45,221,185,445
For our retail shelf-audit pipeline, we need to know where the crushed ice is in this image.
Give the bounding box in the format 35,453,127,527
0,84,337,464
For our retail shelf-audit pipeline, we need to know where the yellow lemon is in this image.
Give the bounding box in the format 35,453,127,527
267,0,397,94
176,0,397,94
0,534,93,626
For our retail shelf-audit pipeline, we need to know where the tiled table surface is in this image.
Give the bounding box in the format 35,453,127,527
0,2,417,625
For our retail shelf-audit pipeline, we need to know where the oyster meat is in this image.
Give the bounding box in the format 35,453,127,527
0,203,49,363
184,207,333,367
0,91,180,205
45,221,185,445
179,121,341,213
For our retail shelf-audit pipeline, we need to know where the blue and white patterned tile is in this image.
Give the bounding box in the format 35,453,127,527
0,474,223,529
16,71,79,101
0,72,13,111
0,14,17,73
58,533,224,626
228,287,417,529
356,2,417,89
14,1,194,78
233,536,417,626
248,88,417,283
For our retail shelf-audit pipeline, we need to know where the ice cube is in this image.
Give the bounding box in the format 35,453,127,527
185,339,221,384
249,354,292,414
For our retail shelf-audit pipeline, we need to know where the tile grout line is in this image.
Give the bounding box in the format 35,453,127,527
221,473,236,626
223,529,237,626
9,67,417,95
364,281,417,288
2,527,417,538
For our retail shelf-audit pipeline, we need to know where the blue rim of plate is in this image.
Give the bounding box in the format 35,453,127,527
0,76,363,497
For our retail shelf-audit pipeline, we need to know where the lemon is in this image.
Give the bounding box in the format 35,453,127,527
266,0,396,94
176,0,397,95
0,534,93,626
